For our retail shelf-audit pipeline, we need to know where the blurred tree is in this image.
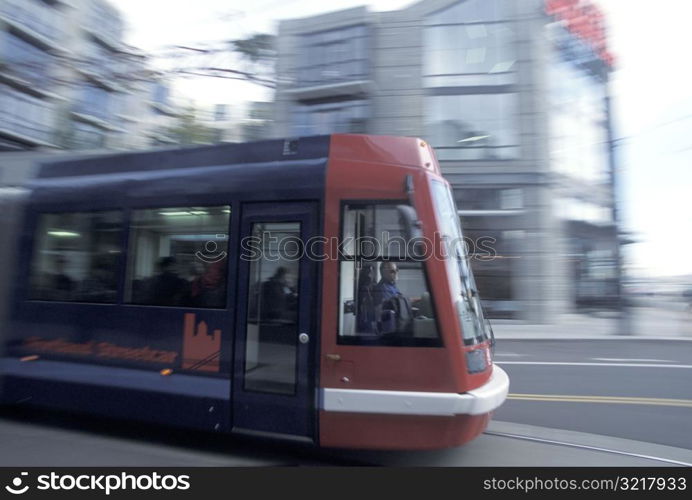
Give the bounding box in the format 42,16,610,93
166,107,218,145
176,33,277,88
231,33,276,64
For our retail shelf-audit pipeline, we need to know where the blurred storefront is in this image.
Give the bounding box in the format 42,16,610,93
274,0,619,322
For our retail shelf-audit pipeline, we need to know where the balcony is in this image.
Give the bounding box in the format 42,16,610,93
70,109,113,131
82,2,124,53
285,80,372,101
0,32,57,94
0,85,57,147
82,26,123,54
0,0,65,51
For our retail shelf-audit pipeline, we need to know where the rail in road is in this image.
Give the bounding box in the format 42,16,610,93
1,408,691,467
492,339,692,450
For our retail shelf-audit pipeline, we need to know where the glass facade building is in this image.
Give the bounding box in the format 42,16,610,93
273,0,620,322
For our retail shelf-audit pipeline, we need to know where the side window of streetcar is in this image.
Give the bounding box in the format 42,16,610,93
125,206,231,308
338,203,440,345
30,211,123,303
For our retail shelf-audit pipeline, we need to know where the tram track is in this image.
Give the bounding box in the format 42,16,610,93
483,430,692,467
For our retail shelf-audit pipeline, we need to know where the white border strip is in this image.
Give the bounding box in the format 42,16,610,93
322,366,509,416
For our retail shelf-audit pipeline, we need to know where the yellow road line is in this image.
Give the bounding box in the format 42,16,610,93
507,393,692,408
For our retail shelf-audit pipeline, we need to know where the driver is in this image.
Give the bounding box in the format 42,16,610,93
372,262,413,334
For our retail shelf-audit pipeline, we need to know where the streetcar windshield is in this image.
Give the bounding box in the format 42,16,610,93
430,179,489,345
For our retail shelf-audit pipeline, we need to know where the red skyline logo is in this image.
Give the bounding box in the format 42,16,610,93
182,313,221,372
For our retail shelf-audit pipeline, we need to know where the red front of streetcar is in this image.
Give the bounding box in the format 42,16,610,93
318,135,509,449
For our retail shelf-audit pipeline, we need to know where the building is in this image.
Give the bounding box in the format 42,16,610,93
0,0,67,150
202,104,245,144
0,0,177,152
171,101,275,146
242,101,273,142
274,0,619,322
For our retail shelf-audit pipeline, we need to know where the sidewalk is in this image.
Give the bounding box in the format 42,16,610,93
491,305,692,340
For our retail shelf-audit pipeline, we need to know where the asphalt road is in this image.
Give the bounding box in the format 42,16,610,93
492,339,692,449
1,406,690,467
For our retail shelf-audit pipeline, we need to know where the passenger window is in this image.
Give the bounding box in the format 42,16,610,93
125,206,230,308
339,204,440,345
30,211,122,303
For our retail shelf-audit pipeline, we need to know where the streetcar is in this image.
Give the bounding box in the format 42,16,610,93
0,134,508,450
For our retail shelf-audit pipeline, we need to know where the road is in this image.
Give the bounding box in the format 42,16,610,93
1,405,691,467
492,339,692,449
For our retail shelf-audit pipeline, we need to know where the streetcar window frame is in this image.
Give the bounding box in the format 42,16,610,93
26,203,234,309
336,199,443,348
123,204,232,309
27,208,125,305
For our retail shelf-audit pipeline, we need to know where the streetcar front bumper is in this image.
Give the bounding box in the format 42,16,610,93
321,365,509,417
318,366,509,449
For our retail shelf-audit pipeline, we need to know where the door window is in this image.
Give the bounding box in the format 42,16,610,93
244,222,302,394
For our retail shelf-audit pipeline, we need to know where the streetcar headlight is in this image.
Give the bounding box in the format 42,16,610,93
466,348,488,374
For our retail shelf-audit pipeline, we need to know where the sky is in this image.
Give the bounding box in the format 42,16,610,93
110,0,692,278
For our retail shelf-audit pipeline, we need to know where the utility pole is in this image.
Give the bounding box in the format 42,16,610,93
605,94,632,336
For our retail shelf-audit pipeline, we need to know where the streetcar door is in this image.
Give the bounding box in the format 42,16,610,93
232,202,318,441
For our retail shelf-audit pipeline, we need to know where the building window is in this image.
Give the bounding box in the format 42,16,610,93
423,1,518,160
568,236,618,308
70,121,106,150
424,93,519,160
423,0,516,87
291,99,368,136
0,84,53,144
79,39,119,82
424,23,516,87
214,104,228,121
30,211,123,303
555,198,611,226
548,36,608,183
456,188,523,210
0,31,53,88
295,25,369,87
427,0,507,24
0,0,64,44
460,215,522,319
74,83,112,122
87,0,123,43
151,82,170,107
126,206,231,308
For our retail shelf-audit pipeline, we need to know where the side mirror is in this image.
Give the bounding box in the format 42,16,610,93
397,205,427,257
485,318,496,353
397,205,422,240
344,300,355,314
